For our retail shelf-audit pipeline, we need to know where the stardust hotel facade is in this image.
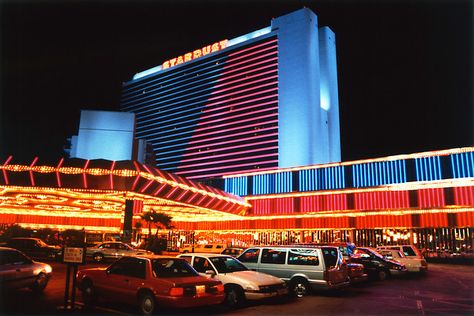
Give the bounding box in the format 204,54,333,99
0,9,472,252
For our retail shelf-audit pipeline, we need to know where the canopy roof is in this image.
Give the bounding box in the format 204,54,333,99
0,156,250,223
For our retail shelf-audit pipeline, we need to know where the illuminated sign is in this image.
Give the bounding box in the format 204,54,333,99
162,39,228,70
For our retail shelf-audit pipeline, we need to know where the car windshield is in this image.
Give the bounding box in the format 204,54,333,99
36,239,49,247
152,258,199,278
209,256,248,273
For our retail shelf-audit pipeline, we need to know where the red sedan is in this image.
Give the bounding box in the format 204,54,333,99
76,255,225,315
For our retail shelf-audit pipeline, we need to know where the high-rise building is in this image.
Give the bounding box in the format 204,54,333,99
120,8,341,180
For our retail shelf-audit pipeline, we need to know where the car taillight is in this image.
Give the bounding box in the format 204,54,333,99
169,287,184,296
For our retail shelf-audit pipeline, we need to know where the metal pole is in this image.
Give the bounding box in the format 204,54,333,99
63,264,71,309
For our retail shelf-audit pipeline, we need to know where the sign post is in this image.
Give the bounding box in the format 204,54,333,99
61,247,85,311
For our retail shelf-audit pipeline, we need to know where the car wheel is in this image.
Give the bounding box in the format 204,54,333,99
93,253,104,262
378,269,389,281
290,277,309,298
225,285,245,308
30,273,48,292
81,279,96,307
138,291,155,316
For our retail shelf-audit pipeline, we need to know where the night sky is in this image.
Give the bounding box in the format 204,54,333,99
1,0,472,165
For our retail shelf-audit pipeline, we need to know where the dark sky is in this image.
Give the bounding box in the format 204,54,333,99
1,0,472,164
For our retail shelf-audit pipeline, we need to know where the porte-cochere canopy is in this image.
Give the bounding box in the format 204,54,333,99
0,156,250,232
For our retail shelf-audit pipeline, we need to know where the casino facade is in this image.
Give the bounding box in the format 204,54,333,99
1,9,473,252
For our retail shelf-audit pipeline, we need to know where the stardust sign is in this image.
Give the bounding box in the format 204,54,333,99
162,39,228,70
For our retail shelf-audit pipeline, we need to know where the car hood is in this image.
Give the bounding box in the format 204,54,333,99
217,270,284,286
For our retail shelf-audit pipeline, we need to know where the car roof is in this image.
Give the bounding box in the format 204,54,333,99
179,253,233,258
122,254,185,260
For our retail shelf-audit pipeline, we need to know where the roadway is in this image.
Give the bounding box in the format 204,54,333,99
0,261,473,315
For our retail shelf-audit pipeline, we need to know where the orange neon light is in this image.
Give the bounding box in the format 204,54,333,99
162,39,228,70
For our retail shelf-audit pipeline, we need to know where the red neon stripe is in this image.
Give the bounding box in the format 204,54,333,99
153,183,167,196
223,50,278,73
175,152,278,171
199,100,278,123
228,39,278,57
197,107,278,131
186,126,277,148
207,80,277,103
209,76,278,101
140,180,154,193
131,175,141,191
193,113,278,135
211,65,277,90
109,161,116,190
211,72,278,95
83,160,90,189
177,140,278,161
29,157,38,186
56,158,64,188
165,186,179,199
3,155,13,166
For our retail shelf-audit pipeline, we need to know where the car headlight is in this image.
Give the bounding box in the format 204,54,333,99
244,283,259,291
45,264,53,274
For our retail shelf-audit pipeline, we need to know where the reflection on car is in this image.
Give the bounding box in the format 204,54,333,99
76,255,225,315
86,241,152,262
6,237,62,261
0,247,52,292
178,253,287,308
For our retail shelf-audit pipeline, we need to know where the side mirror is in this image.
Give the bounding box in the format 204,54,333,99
205,270,216,277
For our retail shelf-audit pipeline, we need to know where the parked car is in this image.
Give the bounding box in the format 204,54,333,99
6,237,62,261
237,246,349,297
221,247,246,257
181,243,227,254
351,247,408,280
86,241,152,262
0,247,52,292
378,249,428,272
76,255,225,315
376,245,423,259
178,253,288,307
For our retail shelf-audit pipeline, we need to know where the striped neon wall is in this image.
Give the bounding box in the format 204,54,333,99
224,148,474,196
121,35,279,180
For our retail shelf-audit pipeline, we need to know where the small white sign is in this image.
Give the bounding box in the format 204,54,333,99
63,247,84,264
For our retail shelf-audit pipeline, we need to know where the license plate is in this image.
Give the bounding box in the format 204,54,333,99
196,285,206,295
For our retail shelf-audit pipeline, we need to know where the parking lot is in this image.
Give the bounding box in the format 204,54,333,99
0,261,473,315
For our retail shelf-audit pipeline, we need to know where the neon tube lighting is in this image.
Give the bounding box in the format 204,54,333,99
223,147,474,178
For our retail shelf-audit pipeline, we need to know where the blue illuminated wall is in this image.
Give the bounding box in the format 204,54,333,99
273,9,341,168
72,110,135,161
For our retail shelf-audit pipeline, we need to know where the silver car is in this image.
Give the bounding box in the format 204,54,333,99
86,241,151,262
0,247,52,292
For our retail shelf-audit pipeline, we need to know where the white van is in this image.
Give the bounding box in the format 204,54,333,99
237,246,350,297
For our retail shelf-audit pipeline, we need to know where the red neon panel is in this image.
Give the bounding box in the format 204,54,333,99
82,160,90,189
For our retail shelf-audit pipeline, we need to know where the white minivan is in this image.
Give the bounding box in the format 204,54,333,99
178,253,288,307
237,246,350,297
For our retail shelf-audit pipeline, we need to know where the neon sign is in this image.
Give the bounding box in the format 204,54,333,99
162,39,228,70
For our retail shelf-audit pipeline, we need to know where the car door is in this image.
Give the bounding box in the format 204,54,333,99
257,248,288,280
0,249,35,289
98,257,147,304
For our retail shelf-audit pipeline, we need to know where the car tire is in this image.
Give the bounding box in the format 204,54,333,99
290,277,309,298
225,285,245,308
81,279,96,307
92,253,104,262
30,273,48,292
378,269,389,281
138,291,155,316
